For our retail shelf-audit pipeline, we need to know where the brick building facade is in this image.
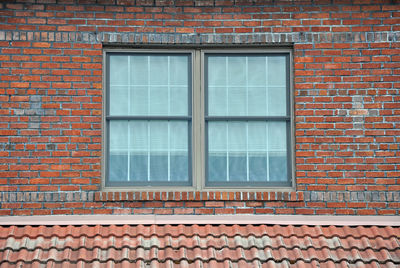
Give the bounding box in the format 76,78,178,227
0,0,399,216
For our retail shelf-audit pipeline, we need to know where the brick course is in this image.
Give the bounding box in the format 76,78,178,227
0,0,399,216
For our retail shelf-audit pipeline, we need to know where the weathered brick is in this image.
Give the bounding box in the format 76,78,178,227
0,0,398,217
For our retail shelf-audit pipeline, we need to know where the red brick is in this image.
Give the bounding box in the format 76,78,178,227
0,1,397,217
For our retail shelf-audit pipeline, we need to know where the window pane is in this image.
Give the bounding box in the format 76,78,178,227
130,121,148,182
268,56,286,87
170,56,189,86
131,86,148,116
149,56,168,85
248,56,266,86
149,121,168,181
109,54,189,116
268,122,287,182
227,57,246,86
110,56,128,85
267,56,286,116
208,122,227,182
130,55,148,85
248,123,267,182
170,122,189,182
228,87,246,116
248,86,266,116
150,86,168,115
207,121,288,184
109,121,128,182
268,86,286,116
170,86,188,115
109,86,129,115
208,56,226,86
207,54,287,117
208,86,227,116
228,122,247,182
108,120,189,185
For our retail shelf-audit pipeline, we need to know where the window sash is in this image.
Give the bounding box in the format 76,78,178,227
204,53,291,186
106,52,192,187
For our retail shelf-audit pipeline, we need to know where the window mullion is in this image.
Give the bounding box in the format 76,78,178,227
147,56,151,182
225,56,229,182
167,121,170,182
147,121,150,182
167,56,171,182
193,49,203,190
127,56,131,182
265,56,269,182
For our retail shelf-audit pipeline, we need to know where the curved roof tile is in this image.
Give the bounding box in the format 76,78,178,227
0,224,399,267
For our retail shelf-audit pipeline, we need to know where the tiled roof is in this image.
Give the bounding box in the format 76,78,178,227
0,224,399,267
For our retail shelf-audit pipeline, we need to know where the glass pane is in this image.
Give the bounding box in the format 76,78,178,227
269,152,287,181
170,87,188,115
131,86,148,116
130,55,148,86
109,54,190,117
268,86,286,116
109,86,128,115
248,123,267,181
170,56,188,86
268,56,286,86
170,122,189,182
268,122,287,182
208,56,226,86
248,86,267,116
228,122,246,182
130,121,148,182
109,153,128,182
149,121,168,181
149,56,168,85
207,54,287,117
248,56,266,86
207,121,288,185
228,87,246,116
109,121,128,182
227,57,246,86
110,56,128,85
208,122,227,182
108,120,189,184
208,86,227,116
149,86,168,115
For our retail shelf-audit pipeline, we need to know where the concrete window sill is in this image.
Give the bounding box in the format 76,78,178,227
94,191,304,202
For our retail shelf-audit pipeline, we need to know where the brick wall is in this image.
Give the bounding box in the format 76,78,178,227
0,0,399,216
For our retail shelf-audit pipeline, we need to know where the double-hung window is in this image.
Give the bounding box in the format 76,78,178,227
104,49,292,190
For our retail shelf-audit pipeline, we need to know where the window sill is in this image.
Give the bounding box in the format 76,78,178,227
94,191,304,202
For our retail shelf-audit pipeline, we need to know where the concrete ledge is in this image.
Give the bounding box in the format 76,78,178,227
0,215,399,226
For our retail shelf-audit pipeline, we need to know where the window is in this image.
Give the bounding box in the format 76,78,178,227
104,49,292,190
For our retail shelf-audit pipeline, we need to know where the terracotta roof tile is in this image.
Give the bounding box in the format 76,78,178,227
0,224,399,267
